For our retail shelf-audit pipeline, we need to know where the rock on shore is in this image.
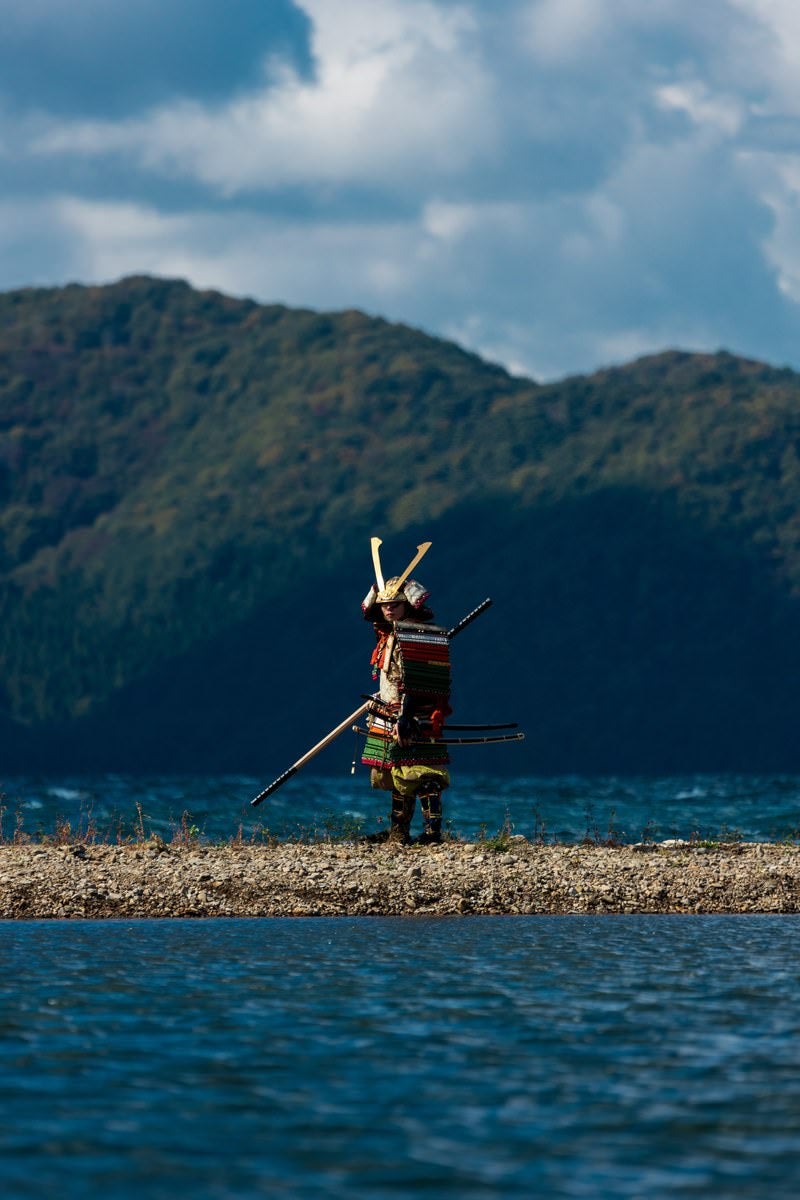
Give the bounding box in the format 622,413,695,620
1,837,799,918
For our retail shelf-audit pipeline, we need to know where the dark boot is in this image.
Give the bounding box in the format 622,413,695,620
389,792,413,844
418,783,443,844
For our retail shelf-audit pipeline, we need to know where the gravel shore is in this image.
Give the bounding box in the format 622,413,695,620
1,837,799,918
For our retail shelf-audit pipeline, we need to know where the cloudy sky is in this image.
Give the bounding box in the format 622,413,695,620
4,0,800,380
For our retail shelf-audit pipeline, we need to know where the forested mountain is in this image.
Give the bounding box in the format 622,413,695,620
2,275,800,774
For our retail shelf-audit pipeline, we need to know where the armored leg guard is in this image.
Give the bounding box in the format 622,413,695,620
418,781,443,844
390,792,414,844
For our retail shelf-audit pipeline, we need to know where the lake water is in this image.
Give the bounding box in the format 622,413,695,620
3,771,800,844
2,774,800,1198
3,915,800,1199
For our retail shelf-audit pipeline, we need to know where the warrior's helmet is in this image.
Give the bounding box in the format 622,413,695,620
362,537,433,621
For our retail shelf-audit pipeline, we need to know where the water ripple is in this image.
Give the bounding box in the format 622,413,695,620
0,916,800,1197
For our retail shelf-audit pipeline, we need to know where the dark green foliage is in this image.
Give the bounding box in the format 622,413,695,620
2,276,800,772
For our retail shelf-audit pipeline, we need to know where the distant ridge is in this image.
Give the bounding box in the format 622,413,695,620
2,276,800,773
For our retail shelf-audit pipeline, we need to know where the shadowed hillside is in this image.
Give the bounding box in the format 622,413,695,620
2,276,800,773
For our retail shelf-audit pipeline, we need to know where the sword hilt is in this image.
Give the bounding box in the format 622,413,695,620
447,597,492,639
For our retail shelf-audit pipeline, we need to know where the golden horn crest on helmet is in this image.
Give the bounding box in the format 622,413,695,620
370,537,432,601
370,537,385,592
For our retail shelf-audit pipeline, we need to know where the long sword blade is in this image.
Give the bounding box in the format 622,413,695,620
352,725,524,746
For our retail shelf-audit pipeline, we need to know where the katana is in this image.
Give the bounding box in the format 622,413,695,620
352,726,525,746
446,597,492,638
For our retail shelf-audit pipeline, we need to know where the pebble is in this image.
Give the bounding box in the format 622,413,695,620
0,840,798,918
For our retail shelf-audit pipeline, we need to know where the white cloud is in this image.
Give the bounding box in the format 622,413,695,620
421,199,528,243
5,0,800,380
520,0,609,62
728,0,800,108
31,0,492,194
301,0,475,61
53,197,198,279
422,201,477,242
656,81,744,136
44,195,426,309
738,150,800,303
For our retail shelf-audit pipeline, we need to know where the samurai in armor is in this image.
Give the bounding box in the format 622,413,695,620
361,541,451,844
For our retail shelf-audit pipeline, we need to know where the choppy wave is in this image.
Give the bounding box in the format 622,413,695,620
1,772,799,843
